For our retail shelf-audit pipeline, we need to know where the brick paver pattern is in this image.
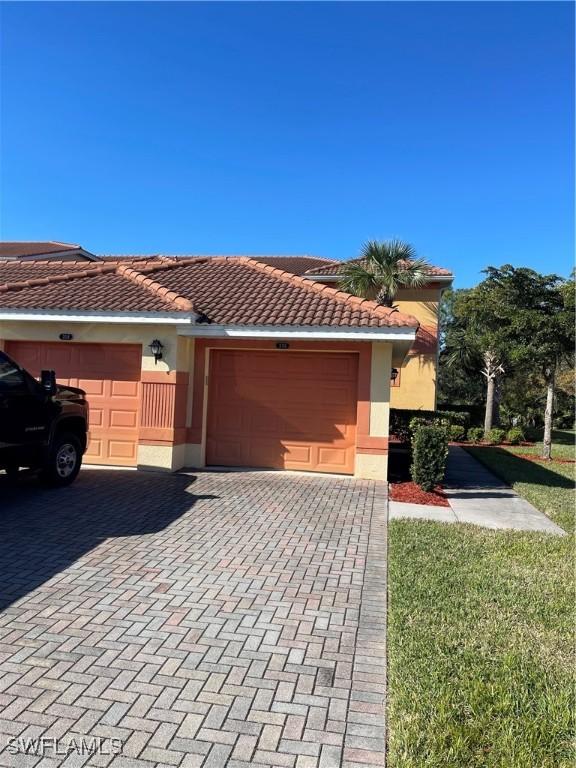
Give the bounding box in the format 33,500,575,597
0,470,387,768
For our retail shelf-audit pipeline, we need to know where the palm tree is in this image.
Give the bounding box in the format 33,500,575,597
339,239,432,307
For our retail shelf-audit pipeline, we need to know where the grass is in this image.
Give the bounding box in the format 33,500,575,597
387,436,575,767
467,429,574,533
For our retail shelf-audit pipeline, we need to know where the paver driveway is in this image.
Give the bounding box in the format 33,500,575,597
0,469,387,768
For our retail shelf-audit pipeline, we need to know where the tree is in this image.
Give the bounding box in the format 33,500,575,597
480,266,575,459
339,239,432,307
442,286,509,435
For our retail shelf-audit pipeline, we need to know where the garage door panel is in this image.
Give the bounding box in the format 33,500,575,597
5,341,141,467
109,409,139,428
108,439,138,461
207,350,358,474
89,408,105,428
111,380,140,397
317,447,349,468
78,379,106,396
248,439,290,468
207,437,244,466
85,439,104,462
281,443,312,465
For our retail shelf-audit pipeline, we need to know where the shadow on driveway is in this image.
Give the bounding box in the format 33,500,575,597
0,469,217,611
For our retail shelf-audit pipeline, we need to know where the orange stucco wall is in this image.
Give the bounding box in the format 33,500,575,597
391,285,442,410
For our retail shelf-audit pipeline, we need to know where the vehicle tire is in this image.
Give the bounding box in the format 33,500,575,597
40,432,82,487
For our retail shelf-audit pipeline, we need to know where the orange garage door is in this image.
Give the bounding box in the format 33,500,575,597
5,341,141,466
206,350,358,474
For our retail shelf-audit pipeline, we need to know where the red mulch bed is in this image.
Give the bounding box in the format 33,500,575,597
515,453,575,464
390,481,450,507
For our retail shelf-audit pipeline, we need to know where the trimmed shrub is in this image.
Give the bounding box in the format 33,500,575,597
449,424,466,442
438,403,483,426
391,408,470,444
409,416,430,435
506,427,525,445
410,425,449,492
445,412,469,427
467,427,484,444
486,427,506,445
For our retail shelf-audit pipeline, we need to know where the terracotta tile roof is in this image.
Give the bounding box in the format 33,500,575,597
99,254,336,276
0,257,419,328
0,261,98,281
241,256,336,275
0,241,84,258
143,257,418,328
0,260,192,314
303,258,453,278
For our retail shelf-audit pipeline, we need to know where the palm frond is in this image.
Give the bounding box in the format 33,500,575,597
396,257,433,288
341,239,432,305
339,262,379,300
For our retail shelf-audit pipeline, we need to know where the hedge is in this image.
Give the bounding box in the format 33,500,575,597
410,425,449,492
438,403,484,426
390,408,470,444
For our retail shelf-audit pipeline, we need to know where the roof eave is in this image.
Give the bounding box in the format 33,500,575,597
177,323,417,342
303,273,454,284
0,308,197,324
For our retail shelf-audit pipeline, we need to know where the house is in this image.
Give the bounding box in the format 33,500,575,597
0,255,425,479
0,241,98,261
301,260,453,410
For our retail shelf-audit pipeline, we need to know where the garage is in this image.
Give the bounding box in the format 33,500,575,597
206,349,358,474
5,341,141,467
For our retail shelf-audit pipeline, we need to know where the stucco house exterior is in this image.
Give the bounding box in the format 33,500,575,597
301,260,453,410
0,250,452,479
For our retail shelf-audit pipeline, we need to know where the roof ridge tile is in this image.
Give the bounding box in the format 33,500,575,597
115,263,194,312
0,262,112,292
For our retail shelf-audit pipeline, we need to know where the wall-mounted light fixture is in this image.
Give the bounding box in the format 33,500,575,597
390,367,399,382
149,339,164,365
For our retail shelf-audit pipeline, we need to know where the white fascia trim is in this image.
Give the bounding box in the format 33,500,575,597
0,309,196,324
177,324,417,341
303,273,454,284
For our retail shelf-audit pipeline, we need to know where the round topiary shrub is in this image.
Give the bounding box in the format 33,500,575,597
486,427,506,445
467,427,484,443
506,427,525,445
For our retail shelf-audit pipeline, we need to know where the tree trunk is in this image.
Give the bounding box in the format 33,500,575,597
376,289,393,307
493,376,502,425
484,375,495,435
542,366,555,460
482,350,504,437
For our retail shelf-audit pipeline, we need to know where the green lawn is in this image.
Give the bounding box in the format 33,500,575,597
387,438,575,767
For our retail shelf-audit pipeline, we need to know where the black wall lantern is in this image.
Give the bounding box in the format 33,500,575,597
390,367,399,382
149,339,164,364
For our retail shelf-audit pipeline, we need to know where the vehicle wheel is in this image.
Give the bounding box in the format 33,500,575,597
40,433,82,487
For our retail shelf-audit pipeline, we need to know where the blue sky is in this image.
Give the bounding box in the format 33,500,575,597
0,2,573,287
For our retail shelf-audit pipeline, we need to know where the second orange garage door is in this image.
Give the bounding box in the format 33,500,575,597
5,341,141,467
206,350,358,474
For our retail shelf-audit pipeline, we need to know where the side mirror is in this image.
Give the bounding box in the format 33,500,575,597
40,370,57,396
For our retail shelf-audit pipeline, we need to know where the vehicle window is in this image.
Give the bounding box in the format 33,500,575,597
0,353,26,390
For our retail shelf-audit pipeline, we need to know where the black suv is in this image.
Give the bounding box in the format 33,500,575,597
0,350,88,486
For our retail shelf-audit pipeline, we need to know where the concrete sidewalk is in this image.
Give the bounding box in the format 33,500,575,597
390,446,566,536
